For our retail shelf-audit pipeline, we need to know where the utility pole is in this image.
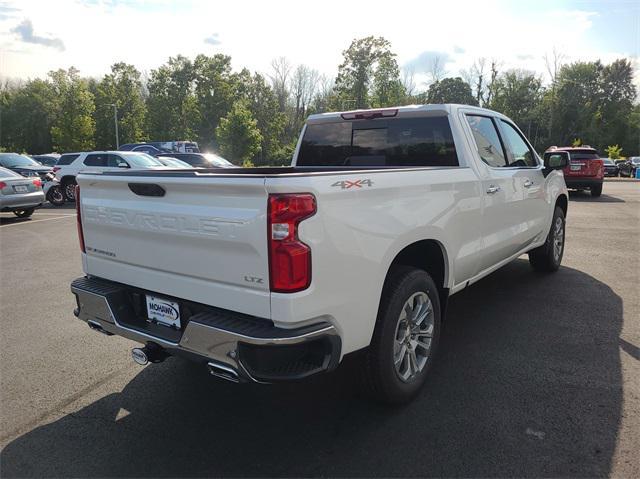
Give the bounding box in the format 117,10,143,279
108,103,119,149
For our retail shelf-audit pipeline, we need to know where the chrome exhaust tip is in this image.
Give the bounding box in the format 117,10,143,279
88,320,113,336
207,361,239,383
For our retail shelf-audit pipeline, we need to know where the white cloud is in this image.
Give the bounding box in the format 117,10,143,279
0,0,636,90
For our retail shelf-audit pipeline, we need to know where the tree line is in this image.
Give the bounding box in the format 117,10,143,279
1,36,638,165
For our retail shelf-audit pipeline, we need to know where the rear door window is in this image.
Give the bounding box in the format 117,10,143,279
83,154,108,167
57,154,80,166
107,154,129,167
297,116,459,167
466,115,507,167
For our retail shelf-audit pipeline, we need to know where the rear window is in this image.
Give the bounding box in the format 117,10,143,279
568,150,599,161
297,116,458,167
57,154,79,165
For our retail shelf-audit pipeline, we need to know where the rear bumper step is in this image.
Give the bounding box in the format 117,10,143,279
71,276,341,382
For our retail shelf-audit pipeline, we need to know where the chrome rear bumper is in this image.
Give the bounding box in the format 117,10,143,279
71,276,341,382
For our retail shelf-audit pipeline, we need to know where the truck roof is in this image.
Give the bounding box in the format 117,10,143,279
306,104,505,124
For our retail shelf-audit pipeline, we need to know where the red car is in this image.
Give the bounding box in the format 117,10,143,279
546,146,604,197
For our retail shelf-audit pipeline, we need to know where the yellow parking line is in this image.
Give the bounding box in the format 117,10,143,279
0,215,75,228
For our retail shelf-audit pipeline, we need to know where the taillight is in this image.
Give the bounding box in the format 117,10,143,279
32,179,42,188
52,166,60,173
0,181,6,189
268,193,316,292
75,185,85,253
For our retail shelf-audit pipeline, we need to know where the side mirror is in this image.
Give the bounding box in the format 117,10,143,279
543,151,568,169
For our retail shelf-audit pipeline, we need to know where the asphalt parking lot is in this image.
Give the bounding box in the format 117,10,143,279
1,181,638,478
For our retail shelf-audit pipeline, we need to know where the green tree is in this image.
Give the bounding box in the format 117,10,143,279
334,36,399,109
49,68,95,152
605,144,622,159
94,63,147,149
235,71,285,165
146,56,198,140
371,54,405,107
215,100,262,165
192,54,237,150
1,79,55,153
426,77,477,105
490,70,542,127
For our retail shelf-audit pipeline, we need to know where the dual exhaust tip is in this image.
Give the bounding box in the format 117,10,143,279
130,345,239,383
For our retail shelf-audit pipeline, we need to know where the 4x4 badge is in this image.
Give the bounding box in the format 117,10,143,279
331,179,373,189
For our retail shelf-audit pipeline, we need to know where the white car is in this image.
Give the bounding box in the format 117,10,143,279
70,104,568,404
53,151,166,201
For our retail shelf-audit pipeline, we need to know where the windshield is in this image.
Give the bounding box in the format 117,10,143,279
126,153,165,168
297,116,458,167
0,153,42,168
631,158,640,165
203,153,233,167
602,158,614,165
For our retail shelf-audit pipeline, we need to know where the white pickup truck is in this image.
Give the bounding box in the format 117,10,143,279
71,104,569,403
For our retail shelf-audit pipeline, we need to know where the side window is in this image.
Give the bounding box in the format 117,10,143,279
499,120,538,167
56,154,79,166
83,154,107,167
107,154,129,167
466,115,507,167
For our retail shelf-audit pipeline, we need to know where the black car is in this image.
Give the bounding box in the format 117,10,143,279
0,153,53,178
601,158,619,177
159,152,235,168
618,157,640,178
31,154,60,167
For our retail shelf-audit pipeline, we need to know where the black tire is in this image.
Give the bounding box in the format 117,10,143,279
62,178,77,202
591,183,603,197
528,206,565,272
46,186,65,206
362,265,441,404
13,208,35,218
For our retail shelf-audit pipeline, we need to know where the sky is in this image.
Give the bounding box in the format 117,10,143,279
0,0,638,90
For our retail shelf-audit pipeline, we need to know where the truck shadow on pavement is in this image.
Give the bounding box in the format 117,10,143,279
568,191,626,203
0,260,623,477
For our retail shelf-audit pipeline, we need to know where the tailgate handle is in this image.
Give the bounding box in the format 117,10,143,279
128,183,165,197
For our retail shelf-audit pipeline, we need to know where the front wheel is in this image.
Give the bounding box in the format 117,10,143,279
362,266,441,404
46,186,65,206
528,206,565,272
13,208,35,218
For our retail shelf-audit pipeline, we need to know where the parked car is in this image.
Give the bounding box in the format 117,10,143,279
0,153,53,179
0,166,45,217
31,153,61,167
119,141,200,153
619,157,640,178
155,156,195,168
159,152,235,168
71,104,569,404
601,158,619,177
546,146,604,196
53,151,167,201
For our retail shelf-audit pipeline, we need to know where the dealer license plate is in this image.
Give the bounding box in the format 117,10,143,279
146,295,181,329
570,164,582,171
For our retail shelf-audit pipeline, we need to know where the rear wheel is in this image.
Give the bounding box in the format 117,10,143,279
528,206,565,272
13,208,35,218
63,178,77,201
362,266,441,404
591,183,603,197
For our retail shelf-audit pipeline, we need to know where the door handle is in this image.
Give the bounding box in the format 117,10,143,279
523,179,534,188
486,185,501,194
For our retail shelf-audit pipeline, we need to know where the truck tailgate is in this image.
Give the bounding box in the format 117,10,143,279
77,173,271,318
